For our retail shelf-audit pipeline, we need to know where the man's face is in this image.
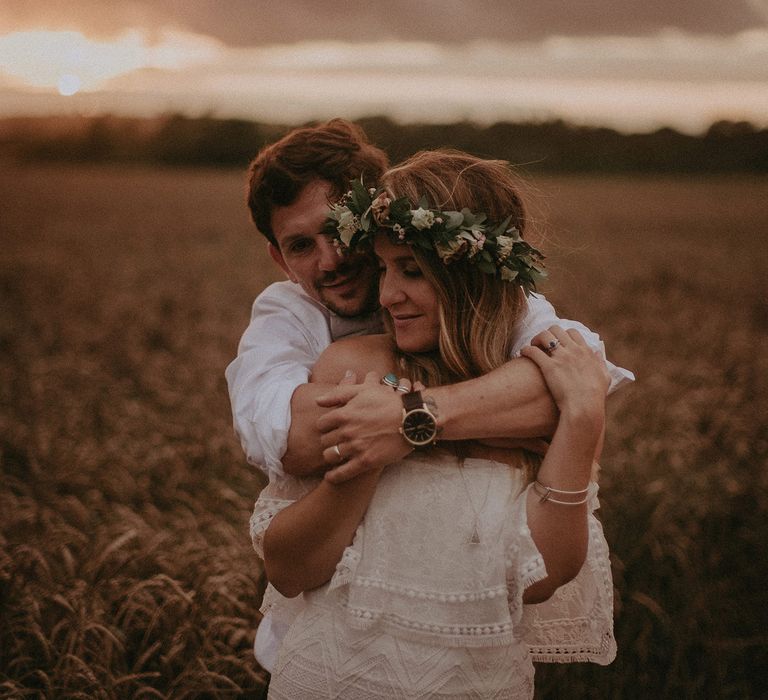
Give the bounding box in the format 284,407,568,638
269,180,380,318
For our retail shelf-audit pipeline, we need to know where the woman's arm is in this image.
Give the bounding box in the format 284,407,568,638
262,335,399,597
518,327,610,604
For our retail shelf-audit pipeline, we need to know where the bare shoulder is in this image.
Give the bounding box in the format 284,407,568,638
311,334,397,384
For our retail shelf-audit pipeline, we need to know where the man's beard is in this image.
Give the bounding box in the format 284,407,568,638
315,257,380,318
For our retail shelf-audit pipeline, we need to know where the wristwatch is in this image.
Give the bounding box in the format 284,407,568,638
400,391,439,447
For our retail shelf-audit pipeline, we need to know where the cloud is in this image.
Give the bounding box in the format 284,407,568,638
173,30,768,83
94,30,768,132
1,0,766,45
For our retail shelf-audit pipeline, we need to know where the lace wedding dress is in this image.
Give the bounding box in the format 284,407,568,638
251,451,615,699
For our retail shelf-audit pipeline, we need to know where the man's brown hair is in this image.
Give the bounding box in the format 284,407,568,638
247,119,389,245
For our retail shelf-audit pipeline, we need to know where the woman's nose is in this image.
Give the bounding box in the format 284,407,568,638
379,271,404,307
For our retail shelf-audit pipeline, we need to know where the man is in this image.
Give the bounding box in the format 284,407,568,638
225,118,632,676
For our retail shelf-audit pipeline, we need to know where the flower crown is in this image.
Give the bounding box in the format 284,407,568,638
323,178,546,295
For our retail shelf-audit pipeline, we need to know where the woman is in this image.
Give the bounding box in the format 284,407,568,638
251,150,616,698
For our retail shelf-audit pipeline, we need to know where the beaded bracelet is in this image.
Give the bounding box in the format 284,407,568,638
533,480,590,505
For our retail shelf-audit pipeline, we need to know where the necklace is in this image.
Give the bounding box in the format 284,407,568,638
457,457,492,545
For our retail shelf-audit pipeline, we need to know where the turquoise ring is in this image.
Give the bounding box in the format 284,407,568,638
381,373,398,389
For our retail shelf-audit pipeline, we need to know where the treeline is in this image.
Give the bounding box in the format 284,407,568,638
1,113,766,172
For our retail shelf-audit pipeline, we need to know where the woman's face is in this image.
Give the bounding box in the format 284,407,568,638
374,236,440,353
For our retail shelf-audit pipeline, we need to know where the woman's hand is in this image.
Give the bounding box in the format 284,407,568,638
520,327,609,602
521,326,610,418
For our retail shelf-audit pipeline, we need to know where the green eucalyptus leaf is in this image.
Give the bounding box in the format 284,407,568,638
490,215,512,237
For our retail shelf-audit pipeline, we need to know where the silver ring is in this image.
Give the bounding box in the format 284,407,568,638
332,444,342,460
396,384,410,393
547,339,560,353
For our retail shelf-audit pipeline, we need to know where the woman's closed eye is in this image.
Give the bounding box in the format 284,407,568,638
377,263,422,279
402,264,423,279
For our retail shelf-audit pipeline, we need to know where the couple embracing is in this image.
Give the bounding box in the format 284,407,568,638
226,119,633,698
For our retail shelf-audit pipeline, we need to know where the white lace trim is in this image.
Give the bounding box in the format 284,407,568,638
249,472,320,558
347,577,508,602
521,488,616,665
344,606,518,648
327,526,363,590
249,496,294,558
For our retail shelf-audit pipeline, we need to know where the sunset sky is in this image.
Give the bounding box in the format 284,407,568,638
1,0,767,133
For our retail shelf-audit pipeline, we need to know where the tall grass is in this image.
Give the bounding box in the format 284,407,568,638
1,165,766,698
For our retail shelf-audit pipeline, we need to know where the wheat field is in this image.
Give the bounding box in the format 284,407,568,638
1,164,766,699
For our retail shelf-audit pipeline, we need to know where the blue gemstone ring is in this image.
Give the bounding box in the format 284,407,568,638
381,373,399,389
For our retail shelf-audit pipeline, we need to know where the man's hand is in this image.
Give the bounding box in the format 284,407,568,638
316,371,413,483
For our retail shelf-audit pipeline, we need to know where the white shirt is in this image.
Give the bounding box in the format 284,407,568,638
225,280,634,671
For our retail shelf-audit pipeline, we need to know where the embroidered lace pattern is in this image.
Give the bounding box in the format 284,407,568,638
518,488,616,664
251,453,616,697
249,472,321,558
268,595,536,699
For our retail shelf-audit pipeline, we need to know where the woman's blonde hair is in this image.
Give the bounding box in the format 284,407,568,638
381,149,531,387
381,149,540,478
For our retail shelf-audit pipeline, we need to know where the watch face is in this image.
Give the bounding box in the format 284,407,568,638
402,409,437,446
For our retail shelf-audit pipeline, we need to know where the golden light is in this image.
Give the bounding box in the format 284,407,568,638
0,28,221,93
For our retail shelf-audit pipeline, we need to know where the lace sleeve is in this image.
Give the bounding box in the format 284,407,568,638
519,483,617,664
249,473,321,558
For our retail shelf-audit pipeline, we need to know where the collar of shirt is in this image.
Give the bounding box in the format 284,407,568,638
329,309,384,341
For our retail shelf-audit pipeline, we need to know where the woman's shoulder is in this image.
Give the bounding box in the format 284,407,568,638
326,333,396,361
311,334,397,384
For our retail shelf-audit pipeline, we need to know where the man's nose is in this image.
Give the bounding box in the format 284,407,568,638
317,237,341,272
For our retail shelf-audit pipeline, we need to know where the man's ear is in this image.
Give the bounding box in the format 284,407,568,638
268,242,297,283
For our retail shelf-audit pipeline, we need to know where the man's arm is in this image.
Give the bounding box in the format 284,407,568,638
281,383,339,474
315,356,556,482
433,356,557,438
316,294,634,482
225,282,334,477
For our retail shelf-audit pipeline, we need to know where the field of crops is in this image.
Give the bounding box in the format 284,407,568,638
1,163,766,698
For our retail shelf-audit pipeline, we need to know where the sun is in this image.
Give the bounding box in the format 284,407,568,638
57,73,82,96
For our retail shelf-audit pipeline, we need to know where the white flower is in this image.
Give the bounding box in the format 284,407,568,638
410,207,436,230
495,234,516,260
336,208,359,246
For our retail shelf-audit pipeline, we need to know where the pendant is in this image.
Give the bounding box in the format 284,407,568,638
469,526,481,545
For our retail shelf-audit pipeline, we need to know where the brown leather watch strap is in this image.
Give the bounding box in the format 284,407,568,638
402,390,425,412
